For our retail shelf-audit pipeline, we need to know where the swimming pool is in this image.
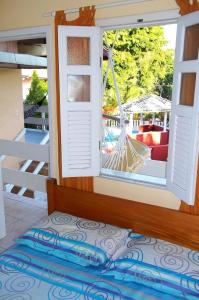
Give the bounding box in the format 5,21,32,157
24,128,48,144
17,128,49,145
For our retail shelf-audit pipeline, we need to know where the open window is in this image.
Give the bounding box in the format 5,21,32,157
100,12,199,205
58,12,199,205
101,23,176,187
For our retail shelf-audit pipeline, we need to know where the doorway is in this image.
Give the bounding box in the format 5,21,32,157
0,26,54,250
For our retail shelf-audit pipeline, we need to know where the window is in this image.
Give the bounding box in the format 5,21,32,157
101,24,177,187
101,12,199,204
58,11,199,205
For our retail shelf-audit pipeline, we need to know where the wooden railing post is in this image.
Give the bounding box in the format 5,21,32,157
0,159,6,239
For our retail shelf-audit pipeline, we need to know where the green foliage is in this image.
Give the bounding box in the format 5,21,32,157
155,49,174,100
103,26,174,109
25,70,48,105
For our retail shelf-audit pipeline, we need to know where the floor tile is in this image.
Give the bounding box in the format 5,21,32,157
22,207,47,224
5,214,19,226
0,195,48,250
5,202,38,219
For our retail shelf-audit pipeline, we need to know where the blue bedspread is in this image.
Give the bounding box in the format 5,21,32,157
0,244,199,300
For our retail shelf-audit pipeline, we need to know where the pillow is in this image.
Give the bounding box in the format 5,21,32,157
102,258,199,299
16,211,130,267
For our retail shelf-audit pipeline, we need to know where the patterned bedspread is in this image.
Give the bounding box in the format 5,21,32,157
0,242,199,300
0,211,199,299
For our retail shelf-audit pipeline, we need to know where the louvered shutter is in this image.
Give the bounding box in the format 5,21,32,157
167,11,199,205
58,26,101,177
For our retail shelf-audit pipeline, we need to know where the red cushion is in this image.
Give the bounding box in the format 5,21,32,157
150,145,168,161
160,131,169,145
138,124,164,132
153,125,164,131
136,132,158,146
139,125,152,132
135,131,169,146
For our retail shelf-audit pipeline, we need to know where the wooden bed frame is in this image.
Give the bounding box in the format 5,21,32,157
47,178,199,250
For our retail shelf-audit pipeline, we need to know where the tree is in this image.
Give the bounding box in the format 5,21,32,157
25,70,48,105
155,49,174,100
103,26,174,110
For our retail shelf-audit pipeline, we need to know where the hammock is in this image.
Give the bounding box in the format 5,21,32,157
102,127,150,172
102,40,150,172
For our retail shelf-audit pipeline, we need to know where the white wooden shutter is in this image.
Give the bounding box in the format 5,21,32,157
167,11,199,205
58,26,101,177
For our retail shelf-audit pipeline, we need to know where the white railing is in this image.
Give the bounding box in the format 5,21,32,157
0,138,49,191
24,105,49,129
0,139,49,162
5,132,49,194
0,138,49,238
104,118,166,130
130,120,165,131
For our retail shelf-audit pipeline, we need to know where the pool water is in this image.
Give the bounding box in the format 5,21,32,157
23,129,48,144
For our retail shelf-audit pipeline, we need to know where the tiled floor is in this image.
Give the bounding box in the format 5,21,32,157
0,194,48,252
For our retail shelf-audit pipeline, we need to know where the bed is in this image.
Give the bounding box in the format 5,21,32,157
0,180,199,299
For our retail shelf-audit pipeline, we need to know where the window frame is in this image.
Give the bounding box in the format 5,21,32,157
99,10,179,188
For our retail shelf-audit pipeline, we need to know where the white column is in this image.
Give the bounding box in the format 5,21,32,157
168,112,171,129
164,112,168,131
152,113,155,124
42,112,46,130
129,112,134,132
0,160,6,239
140,113,143,125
